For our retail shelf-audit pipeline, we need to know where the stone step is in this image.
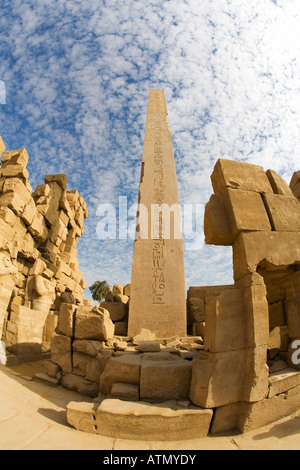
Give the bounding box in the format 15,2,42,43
66,398,213,441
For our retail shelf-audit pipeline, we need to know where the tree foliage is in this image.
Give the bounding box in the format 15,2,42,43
89,280,111,302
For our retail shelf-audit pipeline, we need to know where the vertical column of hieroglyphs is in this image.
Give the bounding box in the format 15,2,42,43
128,90,186,337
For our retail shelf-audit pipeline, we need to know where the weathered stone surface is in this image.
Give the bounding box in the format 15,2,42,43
268,326,289,351
204,287,245,353
57,303,77,337
266,169,294,197
110,382,139,401
211,158,273,195
233,231,300,281
100,301,128,321
224,187,271,237
204,194,234,246
132,328,157,345
99,354,141,395
268,368,300,398
128,90,186,338
74,306,114,341
66,398,213,440
72,351,103,383
263,193,300,232
140,352,192,401
51,333,72,373
72,339,104,356
61,373,99,397
189,350,246,408
137,340,161,352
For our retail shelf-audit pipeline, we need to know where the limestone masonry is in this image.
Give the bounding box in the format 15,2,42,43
1,90,300,442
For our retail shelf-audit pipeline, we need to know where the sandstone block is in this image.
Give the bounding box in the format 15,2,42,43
114,294,129,304
290,170,300,193
51,333,72,373
100,301,128,321
204,194,234,245
110,382,139,401
58,303,77,337
266,169,294,197
189,350,246,408
113,284,124,295
140,352,192,401
1,148,29,167
124,283,131,296
99,354,141,395
2,164,29,180
132,328,156,345
211,159,273,195
268,368,300,398
268,326,289,351
66,398,213,440
0,136,5,156
233,231,300,281
224,188,271,237
204,287,245,353
61,373,99,397
72,351,103,382
21,198,37,226
44,174,67,191
114,321,128,336
74,306,115,341
72,339,104,356
2,178,31,204
263,193,300,231
28,213,48,242
137,340,161,352
0,192,26,216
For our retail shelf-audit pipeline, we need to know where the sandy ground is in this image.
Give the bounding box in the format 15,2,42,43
0,359,300,451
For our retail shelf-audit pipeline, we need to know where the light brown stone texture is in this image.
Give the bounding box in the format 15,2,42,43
66,398,213,441
0,137,88,360
128,90,186,338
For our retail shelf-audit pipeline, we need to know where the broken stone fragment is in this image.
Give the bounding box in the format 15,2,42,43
132,328,157,345
74,305,114,341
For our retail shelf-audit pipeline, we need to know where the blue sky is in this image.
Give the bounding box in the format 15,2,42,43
1,0,300,299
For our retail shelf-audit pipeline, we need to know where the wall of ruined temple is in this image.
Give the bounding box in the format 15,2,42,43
0,136,88,361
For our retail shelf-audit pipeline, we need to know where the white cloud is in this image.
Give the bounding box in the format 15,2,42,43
1,0,300,295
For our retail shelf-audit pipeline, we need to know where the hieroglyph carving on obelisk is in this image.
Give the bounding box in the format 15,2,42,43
128,90,186,337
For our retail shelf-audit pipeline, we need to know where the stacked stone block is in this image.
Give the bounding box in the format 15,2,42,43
100,283,131,336
0,137,88,360
189,158,300,433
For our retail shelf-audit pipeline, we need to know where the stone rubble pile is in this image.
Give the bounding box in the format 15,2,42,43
0,137,87,360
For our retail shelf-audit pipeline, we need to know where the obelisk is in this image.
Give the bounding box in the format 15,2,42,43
128,90,186,337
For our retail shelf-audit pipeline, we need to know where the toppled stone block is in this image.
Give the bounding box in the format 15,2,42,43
74,305,114,341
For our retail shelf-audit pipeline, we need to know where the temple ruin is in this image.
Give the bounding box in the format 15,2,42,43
1,90,300,441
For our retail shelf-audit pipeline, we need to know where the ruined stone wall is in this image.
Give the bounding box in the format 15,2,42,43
0,137,88,360
188,159,300,432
